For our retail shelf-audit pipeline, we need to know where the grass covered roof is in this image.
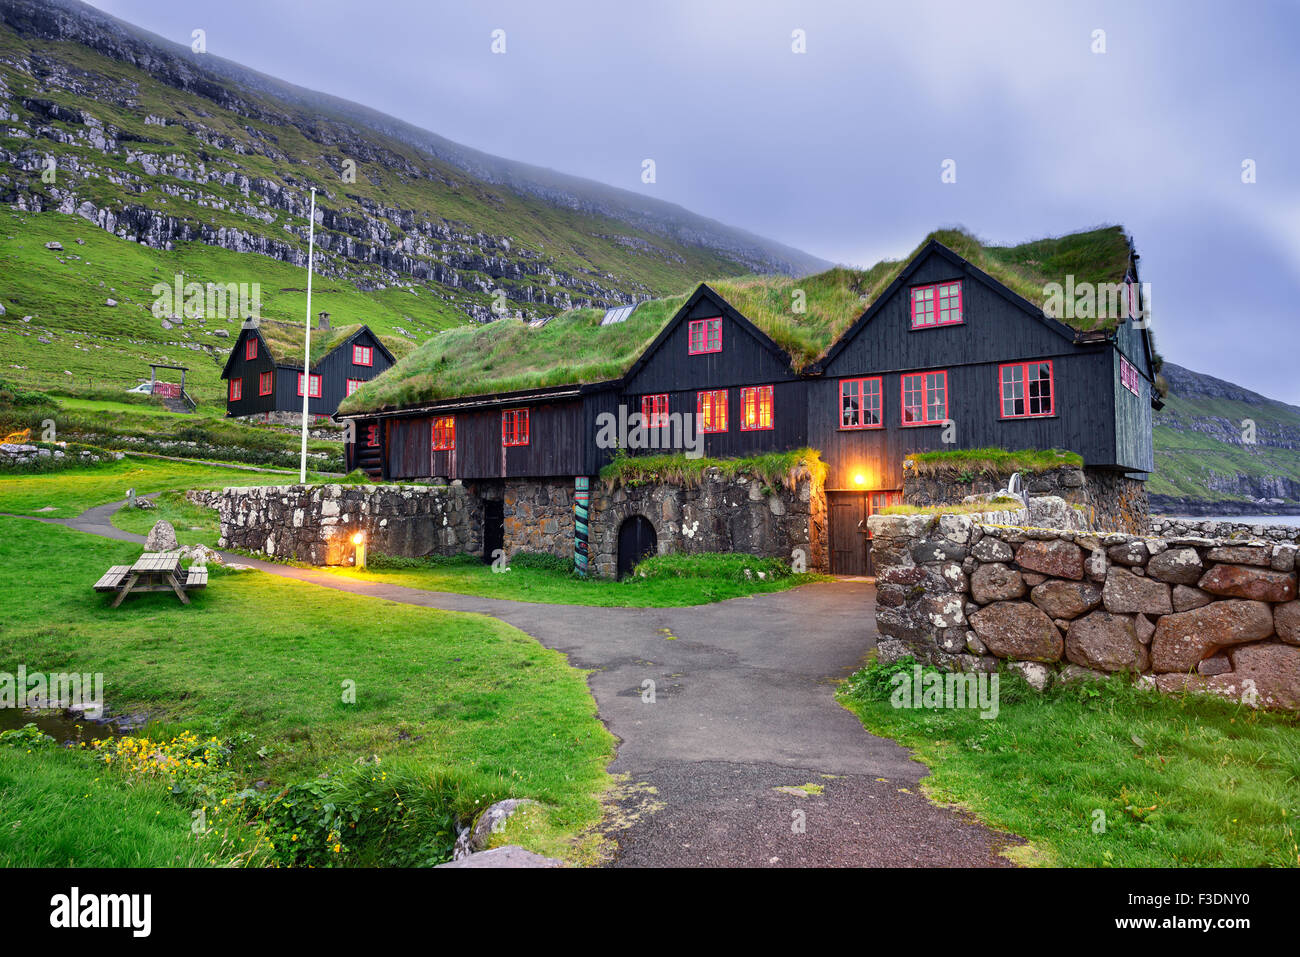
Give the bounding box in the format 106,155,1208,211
252,319,414,368
340,226,1134,414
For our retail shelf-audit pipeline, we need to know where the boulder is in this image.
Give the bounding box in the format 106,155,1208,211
971,537,1013,563
1107,540,1148,566
970,562,1026,604
1150,600,1275,672
1172,584,1213,612
1102,567,1173,616
1205,545,1272,567
1007,661,1051,691
1058,663,1109,685
1198,564,1297,602
1133,614,1156,645
143,519,178,552
1015,539,1084,580
1196,655,1232,676
969,601,1063,662
436,846,562,868
1275,600,1300,646
1145,547,1203,585
454,798,541,858
1065,610,1148,672
1030,580,1102,620
1228,643,1300,710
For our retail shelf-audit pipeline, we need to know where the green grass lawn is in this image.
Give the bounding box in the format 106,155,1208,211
332,552,830,607
111,489,221,546
0,455,312,517
838,658,1300,867
0,517,614,866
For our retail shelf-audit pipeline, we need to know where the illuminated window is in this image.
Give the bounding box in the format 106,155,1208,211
696,389,728,433
432,415,455,451
502,408,529,446
740,385,774,431
641,393,669,428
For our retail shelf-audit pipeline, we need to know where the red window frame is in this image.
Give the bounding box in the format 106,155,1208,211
365,424,379,448
999,360,1055,418
641,393,669,428
696,389,728,433
245,336,258,361
1120,356,1140,396
352,344,373,367
345,378,364,396
900,370,949,426
839,376,883,430
297,373,322,398
910,281,963,329
687,317,723,354
431,415,455,451
258,371,273,396
739,385,774,431
228,377,242,401
502,408,530,447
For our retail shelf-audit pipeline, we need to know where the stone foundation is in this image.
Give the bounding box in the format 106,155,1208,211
1150,516,1300,545
903,464,1149,534
869,509,1299,710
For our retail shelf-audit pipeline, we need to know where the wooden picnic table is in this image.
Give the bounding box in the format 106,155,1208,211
93,551,207,607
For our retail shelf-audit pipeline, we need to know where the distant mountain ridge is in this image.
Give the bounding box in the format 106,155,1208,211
1150,362,1300,515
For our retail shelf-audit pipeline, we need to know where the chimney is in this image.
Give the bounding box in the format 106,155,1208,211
241,316,259,329
318,311,330,330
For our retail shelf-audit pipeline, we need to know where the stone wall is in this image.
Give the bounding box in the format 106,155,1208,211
903,463,1149,534
501,480,575,558
586,468,827,578
191,484,481,565
869,510,1299,711
1150,516,1300,545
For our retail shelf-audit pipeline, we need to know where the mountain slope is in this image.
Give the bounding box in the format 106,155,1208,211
0,0,826,330
1149,362,1300,514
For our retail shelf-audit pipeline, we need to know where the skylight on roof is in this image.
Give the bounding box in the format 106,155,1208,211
600,304,637,326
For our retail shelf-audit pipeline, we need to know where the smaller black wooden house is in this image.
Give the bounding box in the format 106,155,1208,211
221,314,398,420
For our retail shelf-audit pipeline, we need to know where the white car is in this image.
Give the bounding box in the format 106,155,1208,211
125,382,154,394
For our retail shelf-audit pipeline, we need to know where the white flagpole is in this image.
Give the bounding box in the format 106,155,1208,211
299,187,317,483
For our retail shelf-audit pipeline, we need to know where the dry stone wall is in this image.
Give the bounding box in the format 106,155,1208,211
869,509,1299,711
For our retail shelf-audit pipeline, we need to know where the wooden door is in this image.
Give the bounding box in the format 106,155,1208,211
829,492,868,575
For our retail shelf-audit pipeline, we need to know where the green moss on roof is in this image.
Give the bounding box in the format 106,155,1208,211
340,226,1134,414
252,320,413,368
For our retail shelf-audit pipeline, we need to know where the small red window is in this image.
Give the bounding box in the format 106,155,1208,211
740,385,774,431
901,370,948,426
353,345,373,366
297,373,322,398
366,424,379,447
245,337,258,360
228,377,242,401
641,394,669,428
258,371,273,396
1000,361,1054,418
346,378,364,396
502,409,530,446
697,389,728,433
688,317,722,354
840,377,883,429
910,281,963,329
1120,356,1140,396
432,415,455,451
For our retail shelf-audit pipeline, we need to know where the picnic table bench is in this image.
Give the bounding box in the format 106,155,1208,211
93,551,206,607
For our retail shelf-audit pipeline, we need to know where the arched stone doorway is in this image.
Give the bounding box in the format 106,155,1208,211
617,515,657,579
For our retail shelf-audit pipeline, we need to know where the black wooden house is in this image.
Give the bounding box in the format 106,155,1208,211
221,314,398,420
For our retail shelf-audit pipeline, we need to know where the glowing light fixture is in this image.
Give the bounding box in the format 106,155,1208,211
853,472,867,486
352,532,366,569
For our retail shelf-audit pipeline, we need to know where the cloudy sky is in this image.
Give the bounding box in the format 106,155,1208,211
89,0,1300,402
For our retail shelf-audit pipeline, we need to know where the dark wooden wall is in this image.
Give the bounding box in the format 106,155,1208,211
225,327,394,418
222,327,278,417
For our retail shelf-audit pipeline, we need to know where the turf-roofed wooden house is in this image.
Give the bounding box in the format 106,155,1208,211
336,226,1160,573
222,313,399,420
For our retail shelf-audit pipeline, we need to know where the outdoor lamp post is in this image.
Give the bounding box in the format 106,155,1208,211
352,532,366,570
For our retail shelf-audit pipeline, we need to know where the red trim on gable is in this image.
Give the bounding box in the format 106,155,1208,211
687,317,722,354
739,385,774,431
999,360,1055,418
839,376,883,430
900,370,949,426
432,415,455,451
910,280,964,329
696,389,728,432
502,408,529,446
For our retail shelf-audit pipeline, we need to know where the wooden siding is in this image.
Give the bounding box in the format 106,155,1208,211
222,327,278,417
1112,348,1155,473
